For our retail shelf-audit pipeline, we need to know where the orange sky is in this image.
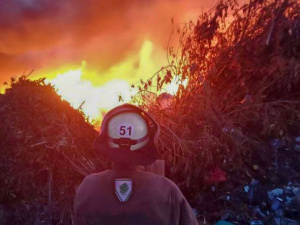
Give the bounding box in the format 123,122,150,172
0,0,219,120
0,0,220,81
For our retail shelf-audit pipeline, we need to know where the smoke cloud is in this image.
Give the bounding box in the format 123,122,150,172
0,0,216,85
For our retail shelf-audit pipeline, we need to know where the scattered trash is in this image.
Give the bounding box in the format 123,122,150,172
274,217,299,225
253,206,266,219
226,195,230,201
270,139,284,151
192,208,200,217
269,188,284,197
205,167,227,184
244,186,250,193
294,137,300,151
248,179,260,204
292,187,300,195
250,220,264,225
269,139,285,171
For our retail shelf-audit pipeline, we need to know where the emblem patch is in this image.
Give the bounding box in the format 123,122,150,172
115,178,133,202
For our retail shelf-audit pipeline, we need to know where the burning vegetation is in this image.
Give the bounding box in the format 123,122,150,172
0,0,300,224
134,0,300,223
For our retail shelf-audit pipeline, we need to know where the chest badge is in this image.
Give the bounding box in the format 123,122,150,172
115,178,133,202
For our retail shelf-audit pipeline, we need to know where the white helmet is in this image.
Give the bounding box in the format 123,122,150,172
94,104,160,166
107,112,150,150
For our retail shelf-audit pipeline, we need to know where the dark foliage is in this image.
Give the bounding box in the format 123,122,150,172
133,0,300,222
0,76,107,224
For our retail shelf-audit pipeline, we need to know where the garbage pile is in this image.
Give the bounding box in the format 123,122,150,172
190,136,300,224
133,0,300,224
0,77,107,225
203,179,300,225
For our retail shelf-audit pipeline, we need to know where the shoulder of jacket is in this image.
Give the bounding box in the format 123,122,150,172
137,171,180,190
76,170,111,194
81,170,111,184
155,176,185,199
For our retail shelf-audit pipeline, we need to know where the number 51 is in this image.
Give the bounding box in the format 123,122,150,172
119,126,132,136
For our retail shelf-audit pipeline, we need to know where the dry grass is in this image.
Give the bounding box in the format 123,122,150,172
133,0,300,200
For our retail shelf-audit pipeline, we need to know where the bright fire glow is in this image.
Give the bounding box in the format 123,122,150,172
165,77,188,95
46,66,187,124
0,35,186,126
43,40,165,124
40,40,185,124
46,65,136,123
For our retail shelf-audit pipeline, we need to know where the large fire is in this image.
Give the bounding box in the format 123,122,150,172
0,39,186,124
46,66,135,123
43,40,185,123
46,64,185,123
0,0,210,126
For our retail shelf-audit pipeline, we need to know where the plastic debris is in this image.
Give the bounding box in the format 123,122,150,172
206,167,227,184
253,206,266,218
244,186,250,193
226,195,230,201
292,187,300,195
248,179,260,204
270,139,284,150
271,200,281,211
276,197,284,202
269,188,284,196
269,139,285,170
274,217,299,225
294,137,300,151
192,208,199,217
268,188,284,211
250,220,264,225
269,188,283,197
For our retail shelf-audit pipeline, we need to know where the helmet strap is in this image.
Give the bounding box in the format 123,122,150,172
109,135,149,150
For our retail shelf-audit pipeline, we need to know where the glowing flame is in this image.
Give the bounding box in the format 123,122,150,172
165,77,188,95
45,68,187,124
46,64,135,123
43,40,165,123
0,38,186,125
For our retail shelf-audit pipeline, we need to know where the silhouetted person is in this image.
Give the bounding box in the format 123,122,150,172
74,104,198,225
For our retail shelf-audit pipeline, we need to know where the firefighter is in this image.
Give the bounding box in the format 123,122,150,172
74,104,198,225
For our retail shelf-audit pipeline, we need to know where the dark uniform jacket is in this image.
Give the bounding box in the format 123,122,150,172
74,168,198,225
